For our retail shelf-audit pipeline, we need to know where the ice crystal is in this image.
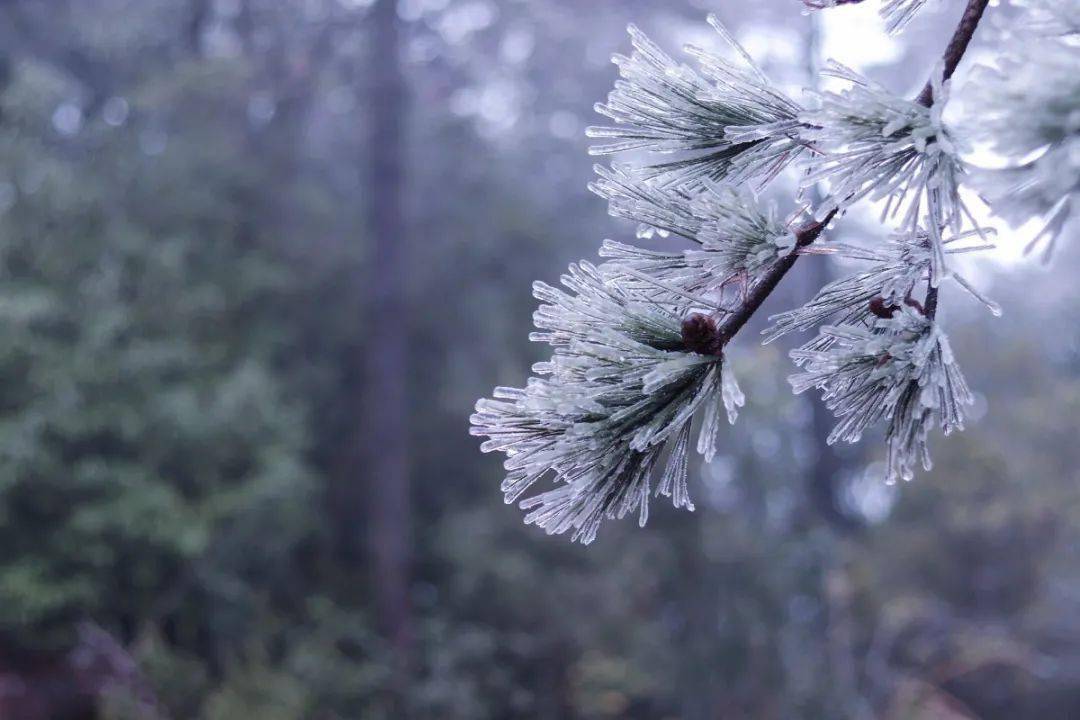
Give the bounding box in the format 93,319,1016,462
589,164,703,243
801,0,933,35
880,0,931,35
470,261,743,544
591,165,797,296
689,186,796,279
764,229,997,348
587,16,805,190
801,62,974,284
789,307,972,484
966,14,1079,259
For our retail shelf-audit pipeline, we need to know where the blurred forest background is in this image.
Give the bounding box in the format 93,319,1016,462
0,0,1077,718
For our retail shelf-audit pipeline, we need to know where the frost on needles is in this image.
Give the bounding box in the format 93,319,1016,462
469,262,744,545
789,307,972,485
801,61,975,285
586,16,806,190
764,229,999,350
473,4,1077,542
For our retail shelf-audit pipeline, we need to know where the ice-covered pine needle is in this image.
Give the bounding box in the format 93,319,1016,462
470,3,1031,542
880,0,931,34
763,228,998,349
587,15,806,191
470,261,744,544
789,307,972,485
800,61,976,284
591,165,798,299
801,0,934,35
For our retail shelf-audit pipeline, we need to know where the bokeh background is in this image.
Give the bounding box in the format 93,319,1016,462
0,0,1077,718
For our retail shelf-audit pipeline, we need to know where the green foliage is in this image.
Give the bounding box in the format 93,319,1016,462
0,48,313,661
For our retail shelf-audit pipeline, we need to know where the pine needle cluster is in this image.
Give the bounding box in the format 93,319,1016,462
473,2,1076,542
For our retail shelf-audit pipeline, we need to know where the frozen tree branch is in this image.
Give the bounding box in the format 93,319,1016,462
917,0,990,317
966,0,1079,260
705,0,991,344
914,0,990,108
471,0,1069,538
697,209,837,354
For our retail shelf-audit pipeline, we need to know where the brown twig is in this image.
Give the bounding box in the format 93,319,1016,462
915,0,991,107
683,0,991,353
917,0,990,318
716,210,836,344
683,209,837,355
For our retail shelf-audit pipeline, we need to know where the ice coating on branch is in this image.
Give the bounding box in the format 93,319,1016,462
789,307,972,484
587,16,805,190
801,62,975,284
473,11,1003,542
592,166,797,289
965,6,1080,259
470,260,743,544
763,228,998,348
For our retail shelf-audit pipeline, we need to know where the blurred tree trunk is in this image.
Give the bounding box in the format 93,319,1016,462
673,515,720,720
363,0,414,702
0,52,9,126
805,254,860,530
802,13,862,533
186,0,209,56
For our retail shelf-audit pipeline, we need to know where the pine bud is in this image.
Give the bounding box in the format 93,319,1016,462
868,297,898,319
681,313,724,356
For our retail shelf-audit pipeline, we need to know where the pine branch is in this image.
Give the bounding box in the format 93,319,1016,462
916,0,991,316
688,0,990,350
915,0,991,107
693,209,837,353
473,2,1001,540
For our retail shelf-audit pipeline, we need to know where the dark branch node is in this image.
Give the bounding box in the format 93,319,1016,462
681,313,726,356
869,297,899,319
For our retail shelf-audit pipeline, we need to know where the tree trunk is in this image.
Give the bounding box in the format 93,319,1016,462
363,0,413,702
802,12,862,533
805,254,862,531
186,0,210,57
